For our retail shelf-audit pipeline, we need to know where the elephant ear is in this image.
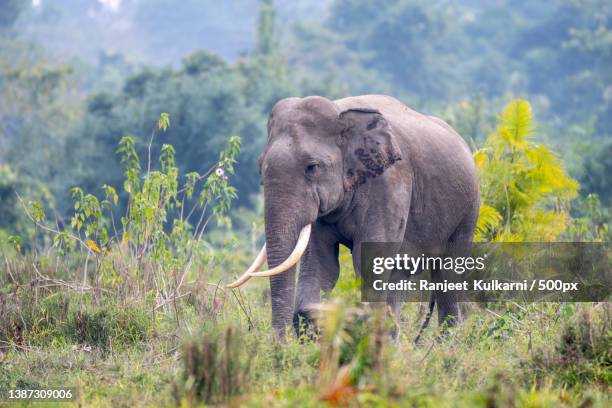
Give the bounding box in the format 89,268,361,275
339,108,402,192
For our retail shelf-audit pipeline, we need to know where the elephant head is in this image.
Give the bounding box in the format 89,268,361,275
227,96,402,336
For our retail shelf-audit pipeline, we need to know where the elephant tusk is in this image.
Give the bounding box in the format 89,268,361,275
226,224,312,288
249,224,311,277
226,245,267,288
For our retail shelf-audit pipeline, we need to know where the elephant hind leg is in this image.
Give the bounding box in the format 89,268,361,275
433,274,461,328
447,201,479,244
436,209,479,327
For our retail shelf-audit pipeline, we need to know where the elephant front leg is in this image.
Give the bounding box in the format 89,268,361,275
293,222,340,338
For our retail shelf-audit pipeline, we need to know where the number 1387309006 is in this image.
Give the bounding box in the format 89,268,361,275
5,388,76,401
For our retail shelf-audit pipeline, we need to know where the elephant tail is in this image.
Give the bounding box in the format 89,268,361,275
414,294,435,345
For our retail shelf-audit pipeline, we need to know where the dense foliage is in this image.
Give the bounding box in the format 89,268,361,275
474,99,579,241
1,0,610,239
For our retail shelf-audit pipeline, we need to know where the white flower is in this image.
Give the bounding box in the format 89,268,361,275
215,168,225,177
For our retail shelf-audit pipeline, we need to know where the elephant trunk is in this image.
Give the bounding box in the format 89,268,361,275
264,186,317,337
225,171,317,336
265,215,300,337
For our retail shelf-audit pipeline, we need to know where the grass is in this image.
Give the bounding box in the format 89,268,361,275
0,248,610,407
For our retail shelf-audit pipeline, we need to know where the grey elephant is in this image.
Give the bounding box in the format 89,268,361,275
227,94,479,338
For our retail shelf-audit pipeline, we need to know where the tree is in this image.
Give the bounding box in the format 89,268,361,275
0,164,50,241
579,141,612,207
256,0,277,56
474,99,579,241
0,0,29,29
64,47,297,214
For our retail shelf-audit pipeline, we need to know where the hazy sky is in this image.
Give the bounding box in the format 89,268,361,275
33,0,121,11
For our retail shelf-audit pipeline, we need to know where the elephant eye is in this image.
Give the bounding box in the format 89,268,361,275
305,162,319,177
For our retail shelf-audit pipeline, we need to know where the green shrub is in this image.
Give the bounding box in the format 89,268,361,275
529,304,611,387
0,290,70,346
0,288,152,351
174,325,254,405
64,302,152,351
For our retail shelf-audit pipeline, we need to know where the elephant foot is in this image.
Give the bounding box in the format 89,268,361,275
293,309,319,341
436,297,461,327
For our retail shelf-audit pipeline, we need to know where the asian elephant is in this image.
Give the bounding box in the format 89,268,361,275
227,94,480,338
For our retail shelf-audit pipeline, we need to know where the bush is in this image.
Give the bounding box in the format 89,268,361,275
529,304,611,387
0,288,153,351
65,302,153,351
174,325,254,405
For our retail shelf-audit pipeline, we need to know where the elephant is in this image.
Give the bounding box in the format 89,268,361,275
227,94,480,338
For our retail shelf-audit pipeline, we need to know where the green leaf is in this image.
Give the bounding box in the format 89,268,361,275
498,99,533,148
158,112,170,131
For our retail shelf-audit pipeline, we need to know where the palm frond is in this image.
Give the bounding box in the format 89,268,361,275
498,99,533,148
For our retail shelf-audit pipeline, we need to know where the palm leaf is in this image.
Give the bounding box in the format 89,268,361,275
475,204,503,241
498,99,533,148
